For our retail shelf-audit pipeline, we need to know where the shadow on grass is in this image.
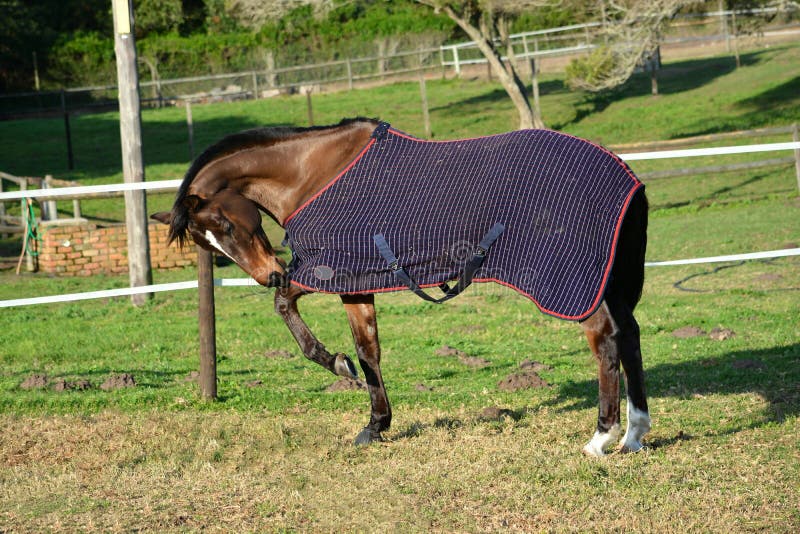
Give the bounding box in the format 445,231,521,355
0,114,283,180
549,342,800,435
554,50,770,131
649,169,777,211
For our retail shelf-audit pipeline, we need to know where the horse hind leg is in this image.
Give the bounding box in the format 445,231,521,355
606,294,651,453
580,301,622,457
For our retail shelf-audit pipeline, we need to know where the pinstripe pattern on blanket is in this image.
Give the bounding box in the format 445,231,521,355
284,122,643,320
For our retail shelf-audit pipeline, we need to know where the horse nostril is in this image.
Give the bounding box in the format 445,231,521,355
268,271,288,288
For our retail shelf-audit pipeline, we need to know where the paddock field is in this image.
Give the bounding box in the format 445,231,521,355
1,44,799,531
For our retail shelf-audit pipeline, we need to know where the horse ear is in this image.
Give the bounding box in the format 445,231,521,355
183,194,202,212
150,212,171,225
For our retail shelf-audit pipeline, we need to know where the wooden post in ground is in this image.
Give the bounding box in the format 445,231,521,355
112,0,153,306
197,247,217,400
60,90,74,170
44,175,58,221
305,87,314,126
0,179,7,239
530,57,542,128
185,100,195,160
419,69,431,139
346,59,354,91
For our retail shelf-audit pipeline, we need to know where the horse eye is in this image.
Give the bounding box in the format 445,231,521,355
221,219,234,235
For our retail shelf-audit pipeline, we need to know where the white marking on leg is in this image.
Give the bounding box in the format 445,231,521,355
582,424,621,457
619,397,651,452
204,230,233,260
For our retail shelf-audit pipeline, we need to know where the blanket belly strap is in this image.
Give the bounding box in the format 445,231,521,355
372,222,505,304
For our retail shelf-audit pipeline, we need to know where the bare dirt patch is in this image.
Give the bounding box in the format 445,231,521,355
246,379,264,388
672,326,707,338
434,345,490,368
519,360,552,372
415,383,433,392
182,371,200,383
52,378,92,392
19,374,48,390
497,371,549,391
100,373,136,391
326,377,367,392
709,327,736,341
435,345,465,357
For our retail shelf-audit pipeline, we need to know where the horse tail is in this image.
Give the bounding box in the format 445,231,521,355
611,187,648,311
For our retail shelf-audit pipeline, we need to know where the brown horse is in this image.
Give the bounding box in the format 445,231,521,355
152,118,650,456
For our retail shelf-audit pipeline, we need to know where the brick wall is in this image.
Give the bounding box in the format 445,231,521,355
39,222,196,276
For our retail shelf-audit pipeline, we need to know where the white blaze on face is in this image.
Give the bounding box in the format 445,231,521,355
204,230,233,260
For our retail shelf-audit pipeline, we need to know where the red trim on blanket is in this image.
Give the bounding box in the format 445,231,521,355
283,137,377,225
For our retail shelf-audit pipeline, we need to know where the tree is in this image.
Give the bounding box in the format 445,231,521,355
415,1,556,130
225,0,331,30
134,0,183,37
565,0,691,92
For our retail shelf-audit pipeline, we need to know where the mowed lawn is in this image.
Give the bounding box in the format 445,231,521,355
0,44,799,531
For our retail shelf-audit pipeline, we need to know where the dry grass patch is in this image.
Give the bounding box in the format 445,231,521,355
1,402,797,532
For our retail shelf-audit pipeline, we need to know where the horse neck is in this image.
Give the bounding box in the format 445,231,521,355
191,121,377,225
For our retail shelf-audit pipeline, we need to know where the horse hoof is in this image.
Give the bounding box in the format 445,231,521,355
582,442,606,457
334,353,358,379
354,427,383,446
582,426,621,457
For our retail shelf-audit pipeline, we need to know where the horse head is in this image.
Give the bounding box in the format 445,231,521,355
152,188,288,288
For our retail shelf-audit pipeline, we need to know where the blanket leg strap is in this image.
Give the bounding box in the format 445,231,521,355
373,222,505,304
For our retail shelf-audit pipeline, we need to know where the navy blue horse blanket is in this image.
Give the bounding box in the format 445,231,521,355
284,122,643,320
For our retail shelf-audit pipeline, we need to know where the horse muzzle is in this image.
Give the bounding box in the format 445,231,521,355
266,271,290,288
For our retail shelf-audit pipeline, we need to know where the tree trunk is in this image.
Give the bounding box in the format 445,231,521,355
443,6,544,130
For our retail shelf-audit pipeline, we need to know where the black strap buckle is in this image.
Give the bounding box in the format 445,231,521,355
373,222,505,304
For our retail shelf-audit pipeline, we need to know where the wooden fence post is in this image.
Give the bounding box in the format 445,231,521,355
419,69,431,139
305,88,314,126
60,90,74,171
185,100,195,160
113,0,153,306
197,247,217,400
43,175,58,221
0,179,7,239
346,58,354,90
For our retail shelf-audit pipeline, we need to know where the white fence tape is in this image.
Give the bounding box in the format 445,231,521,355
1,142,800,202
0,277,260,308
644,247,800,266
618,141,800,161
0,179,183,201
2,247,798,308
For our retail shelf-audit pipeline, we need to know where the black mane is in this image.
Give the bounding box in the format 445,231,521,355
168,117,379,246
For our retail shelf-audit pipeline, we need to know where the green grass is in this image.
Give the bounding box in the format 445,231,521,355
0,43,799,532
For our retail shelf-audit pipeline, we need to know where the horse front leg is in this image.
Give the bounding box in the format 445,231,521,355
580,300,622,457
274,285,357,378
341,294,391,445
